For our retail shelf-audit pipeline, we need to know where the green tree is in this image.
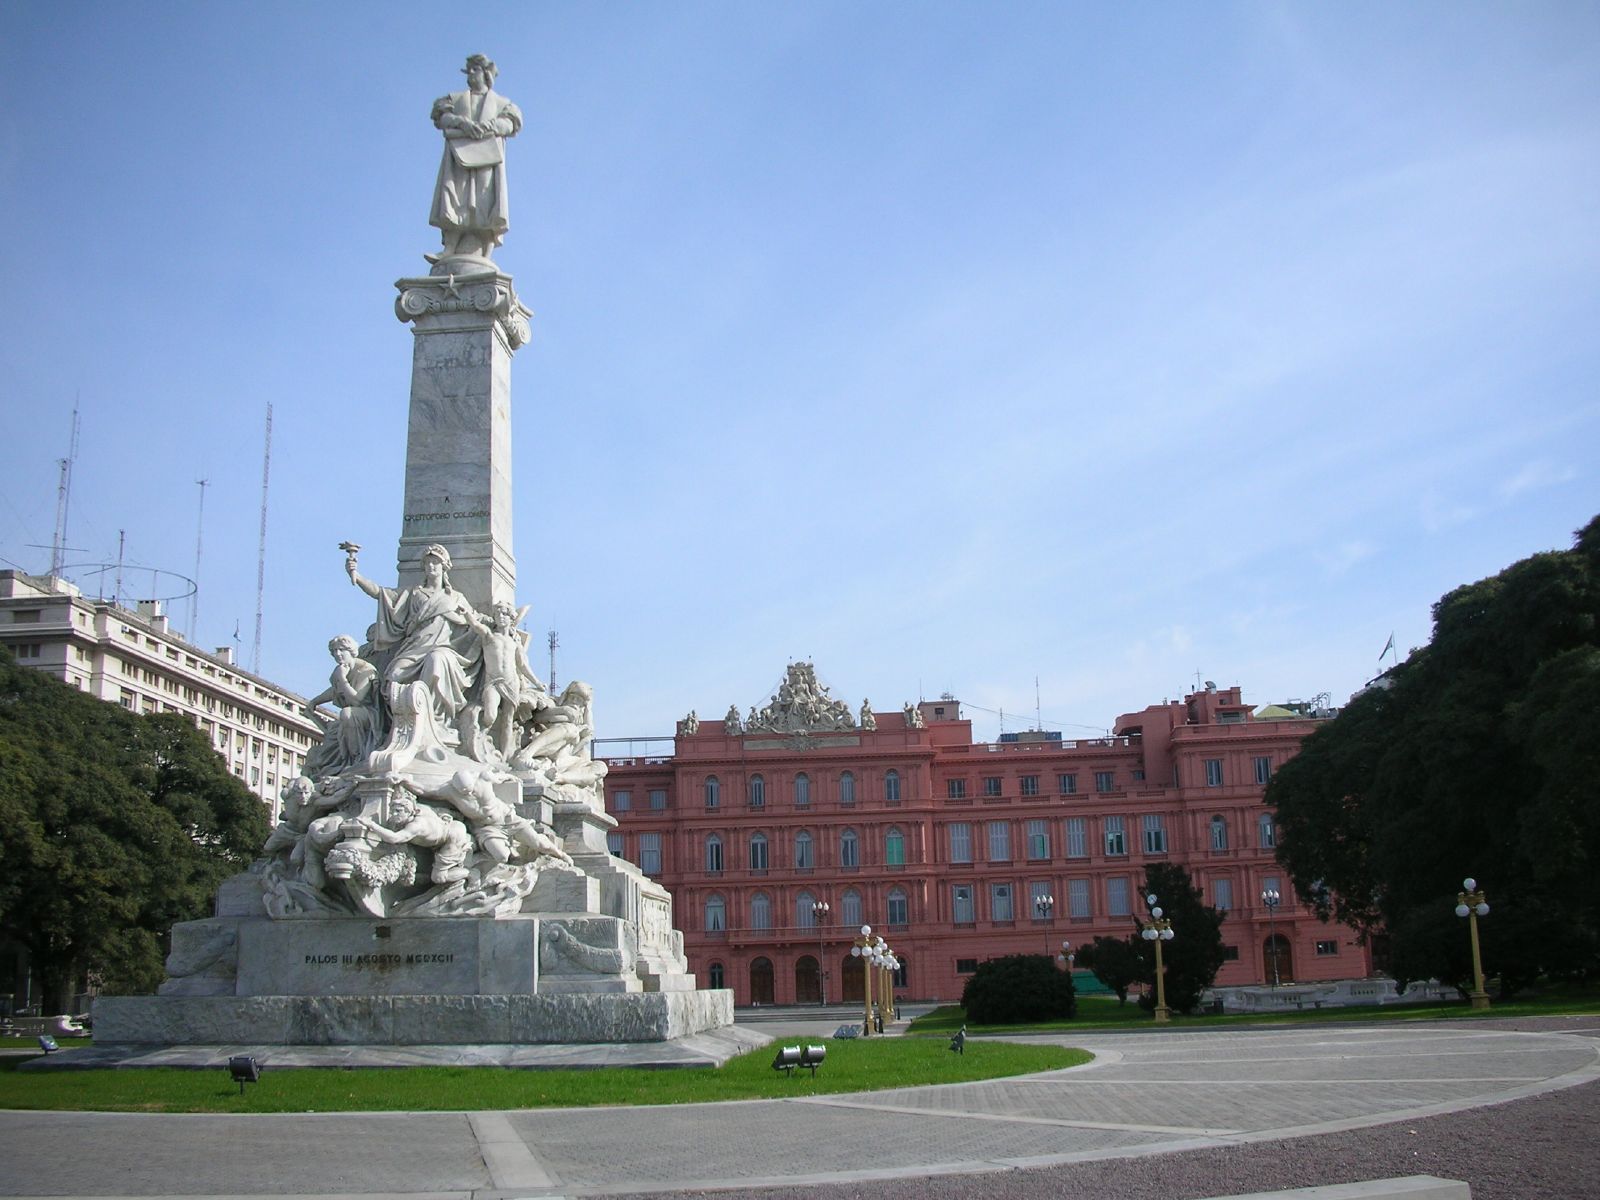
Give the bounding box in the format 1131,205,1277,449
1269,516,1600,998
1075,936,1145,1005
1136,863,1226,1015
0,649,268,1012
960,953,1076,1024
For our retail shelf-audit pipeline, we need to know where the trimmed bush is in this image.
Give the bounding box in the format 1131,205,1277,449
960,954,1077,1024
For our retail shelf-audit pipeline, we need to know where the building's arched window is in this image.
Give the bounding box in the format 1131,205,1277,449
839,772,856,805
708,961,725,990
885,769,902,802
841,888,863,927
704,894,726,931
794,773,811,807
839,828,860,867
797,890,817,928
1258,812,1276,850
750,891,772,929
887,887,908,925
794,829,814,868
704,775,720,808
1210,815,1228,851
749,774,766,808
884,826,906,866
705,833,724,873
749,832,769,871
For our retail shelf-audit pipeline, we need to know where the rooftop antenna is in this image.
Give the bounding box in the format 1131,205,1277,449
252,404,272,674
188,478,209,642
113,529,126,607
1035,675,1042,732
49,399,81,579
547,629,559,690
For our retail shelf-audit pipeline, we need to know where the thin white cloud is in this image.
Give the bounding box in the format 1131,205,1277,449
1499,460,1577,500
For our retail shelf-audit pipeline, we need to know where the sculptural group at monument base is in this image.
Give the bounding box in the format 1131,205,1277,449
250,541,607,924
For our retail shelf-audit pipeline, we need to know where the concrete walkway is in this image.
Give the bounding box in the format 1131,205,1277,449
1,1021,1596,1198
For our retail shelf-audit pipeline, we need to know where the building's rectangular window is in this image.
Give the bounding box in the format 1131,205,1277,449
1026,819,1049,860
1094,771,1114,793
956,958,979,974
990,883,1014,922
1258,813,1276,850
611,790,631,812
987,820,1011,862
1104,815,1127,856
648,788,667,810
1205,759,1224,787
947,779,967,799
606,832,623,856
1214,878,1234,911
1058,773,1077,795
749,835,769,871
1106,876,1131,917
983,776,1003,797
1065,817,1087,858
1210,816,1229,850
1068,877,1091,919
887,891,908,924
1020,774,1039,796
1141,813,1167,854
1254,756,1272,786
638,833,662,874
1316,940,1339,956
949,822,973,863
705,838,724,872
1030,879,1053,918
953,885,975,924
14,643,41,659
884,771,901,802
1222,945,1240,961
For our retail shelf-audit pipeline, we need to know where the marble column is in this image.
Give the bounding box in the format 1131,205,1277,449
393,267,532,614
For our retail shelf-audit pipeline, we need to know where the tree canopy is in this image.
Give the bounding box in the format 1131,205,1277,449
1074,863,1226,1014
1268,516,1600,995
960,953,1076,1024
0,649,268,1012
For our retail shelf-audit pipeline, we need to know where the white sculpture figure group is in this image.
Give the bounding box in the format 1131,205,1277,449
260,542,596,919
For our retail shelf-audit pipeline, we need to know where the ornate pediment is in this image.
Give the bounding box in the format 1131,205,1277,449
746,662,857,734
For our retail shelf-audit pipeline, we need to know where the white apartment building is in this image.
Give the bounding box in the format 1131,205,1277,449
0,570,321,822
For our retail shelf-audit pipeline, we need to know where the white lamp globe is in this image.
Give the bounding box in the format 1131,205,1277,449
1455,904,1470,918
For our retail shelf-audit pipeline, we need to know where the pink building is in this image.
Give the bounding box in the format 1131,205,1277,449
600,665,1368,1006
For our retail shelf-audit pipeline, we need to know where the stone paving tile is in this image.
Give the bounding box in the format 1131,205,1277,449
1095,1046,1583,1082
0,1111,491,1196
507,1100,1171,1186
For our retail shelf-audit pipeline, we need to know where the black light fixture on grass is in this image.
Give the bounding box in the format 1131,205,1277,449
228,1055,262,1094
37,1035,59,1054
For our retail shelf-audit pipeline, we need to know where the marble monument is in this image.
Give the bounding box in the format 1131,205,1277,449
95,57,727,1049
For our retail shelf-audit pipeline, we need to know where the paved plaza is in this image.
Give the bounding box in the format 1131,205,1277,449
1,1019,1596,1199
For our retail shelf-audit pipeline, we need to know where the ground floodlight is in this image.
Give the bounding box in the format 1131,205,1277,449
37,1035,58,1054
228,1054,262,1094
799,1043,826,1076
772,1045,803,1076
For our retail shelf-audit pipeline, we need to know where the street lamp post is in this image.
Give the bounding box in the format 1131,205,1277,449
811,899,831,1007
1455,878,1491,1011
1035,893,1054,953
1055,939,1074,974
851,925,875,1036
1260,887,1282,988
1142,893,1176,1024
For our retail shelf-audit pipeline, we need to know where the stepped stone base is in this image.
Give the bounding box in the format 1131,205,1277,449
94,988,732,1046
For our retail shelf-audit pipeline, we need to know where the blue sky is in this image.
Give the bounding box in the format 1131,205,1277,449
2,2,1596,740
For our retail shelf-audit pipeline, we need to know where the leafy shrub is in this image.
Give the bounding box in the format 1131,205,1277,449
960,954,1077,1024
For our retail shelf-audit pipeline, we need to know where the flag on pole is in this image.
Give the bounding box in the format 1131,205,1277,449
1379,632,1395,660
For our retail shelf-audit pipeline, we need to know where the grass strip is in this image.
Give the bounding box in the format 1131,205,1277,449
909,987,1600,1036
0,1037,1086,1113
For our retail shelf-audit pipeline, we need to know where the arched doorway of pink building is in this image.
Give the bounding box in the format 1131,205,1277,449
749,957,775,1005
1264,934,1294,985
840,953,864,1002
794,955,821,1004
707,961,725,991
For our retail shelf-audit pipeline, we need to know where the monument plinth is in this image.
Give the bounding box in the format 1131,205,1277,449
92,54,731,1056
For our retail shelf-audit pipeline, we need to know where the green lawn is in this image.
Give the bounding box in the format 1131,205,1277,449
908,985,1600,1037
0,1036,92,1049
0,1037,1088,1113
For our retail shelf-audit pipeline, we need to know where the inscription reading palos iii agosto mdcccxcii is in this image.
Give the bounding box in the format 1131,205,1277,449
303,953,457,966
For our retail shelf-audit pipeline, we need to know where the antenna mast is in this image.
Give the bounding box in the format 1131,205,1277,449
1035,675,1042,731
188,479,209,641
49,400,81,578
252,404,272,673
547,629,559,690
114,529,126,606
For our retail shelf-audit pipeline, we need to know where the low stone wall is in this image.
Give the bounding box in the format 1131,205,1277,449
94,988,733,1046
